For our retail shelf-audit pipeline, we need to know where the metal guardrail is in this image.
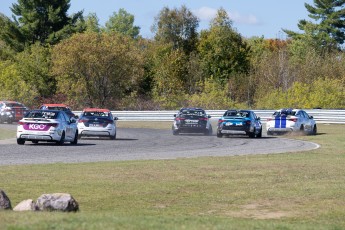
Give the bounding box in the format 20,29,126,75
74,110,345,124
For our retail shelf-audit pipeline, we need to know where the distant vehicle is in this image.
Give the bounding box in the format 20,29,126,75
266,108,317,135
40,104,77,119
0,101,29,123
77,108,118,140
16,109,78,145
172,108,213,135
217,110,262,138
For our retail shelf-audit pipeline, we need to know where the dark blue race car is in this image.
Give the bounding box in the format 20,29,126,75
217,110,262,138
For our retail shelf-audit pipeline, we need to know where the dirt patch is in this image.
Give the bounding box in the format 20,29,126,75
225,203,292,220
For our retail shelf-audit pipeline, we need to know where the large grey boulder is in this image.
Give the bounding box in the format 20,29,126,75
13,199,37,211
36,193,79,212
0,189,12,210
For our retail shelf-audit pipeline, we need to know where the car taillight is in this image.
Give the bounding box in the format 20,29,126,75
176,117,185,121
18,121,25,125
218,119,225,123
246,120,251,125
199,117,208,121
50,123,59,127
289,118,298,122
267,118,273,121
79,119,87,123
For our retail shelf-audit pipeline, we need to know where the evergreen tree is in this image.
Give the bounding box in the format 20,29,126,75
10,0,84,45
283,0,345,51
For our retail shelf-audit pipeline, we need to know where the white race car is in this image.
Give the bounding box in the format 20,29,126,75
16,110,78,145
266,108,317,135
77,108,118,140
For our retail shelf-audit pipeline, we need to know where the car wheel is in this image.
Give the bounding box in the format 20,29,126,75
71,131,78,144
17,138,25,145
257,128,262,138
110,132,116,140
32,140,39,144
173,130,179,135
311,125,317,135
56,132,65,145
249,128,256,138
216,131,223,138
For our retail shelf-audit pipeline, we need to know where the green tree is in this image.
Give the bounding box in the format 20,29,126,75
10,0,84,45
152,5,199,54
283,0,345,51
0,13,25,52
198,8,250,84
15,43,55,99
105,8,140,38
52,32,144,108
84,13,101,33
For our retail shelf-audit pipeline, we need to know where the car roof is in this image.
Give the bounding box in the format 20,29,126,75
0,101,23,104
82,108,111,113
42,103,69,107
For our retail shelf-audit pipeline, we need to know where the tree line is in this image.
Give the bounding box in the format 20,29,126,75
0,0,344,110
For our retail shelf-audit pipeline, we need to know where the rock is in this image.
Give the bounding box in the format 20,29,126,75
0,189,12,210
13,199,37,211
36,193,79,212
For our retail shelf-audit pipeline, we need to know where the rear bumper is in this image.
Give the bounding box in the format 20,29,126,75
19,134,53,141
79,130,113,137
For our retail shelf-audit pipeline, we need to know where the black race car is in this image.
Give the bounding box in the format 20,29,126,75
172,108,213,135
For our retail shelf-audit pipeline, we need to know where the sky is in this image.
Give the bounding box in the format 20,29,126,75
1,0,315,39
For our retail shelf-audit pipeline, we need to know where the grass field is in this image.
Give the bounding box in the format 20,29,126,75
0,123,344,229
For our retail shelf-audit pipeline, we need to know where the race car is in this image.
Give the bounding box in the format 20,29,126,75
77,108,118,140
266,108,317,135
172,108,213,135
0,101,29,123
16,109,78,145
217,110,262,138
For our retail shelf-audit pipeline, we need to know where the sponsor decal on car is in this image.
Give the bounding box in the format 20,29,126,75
23,123,51,131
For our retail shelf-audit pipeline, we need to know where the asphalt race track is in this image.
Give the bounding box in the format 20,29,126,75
0,124,319,166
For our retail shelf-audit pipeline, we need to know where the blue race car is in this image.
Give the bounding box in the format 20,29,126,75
217,110,262,138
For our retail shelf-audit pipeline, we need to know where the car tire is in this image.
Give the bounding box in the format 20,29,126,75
311,125,317,135
205,126,213,136
257,128,262,138
32,140,39,144
71,131,78,144
172,130,179,135
110,132,116,140
56,132,65,145
17,138,25,145
249,128,256,138
216,131,223,138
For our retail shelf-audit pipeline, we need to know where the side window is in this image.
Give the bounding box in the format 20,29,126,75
60,112,68,122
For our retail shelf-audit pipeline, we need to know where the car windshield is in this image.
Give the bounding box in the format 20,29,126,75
180,109,205,116
25,111,59,119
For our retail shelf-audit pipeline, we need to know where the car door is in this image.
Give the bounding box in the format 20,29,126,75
61,112,73,140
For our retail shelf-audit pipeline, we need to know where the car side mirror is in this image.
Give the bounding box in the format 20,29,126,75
257,117,261,120
114,117,118,120
70,119,76,123
309,116,313,119
208,115,211,118
74,115,79,119
174,114,176,117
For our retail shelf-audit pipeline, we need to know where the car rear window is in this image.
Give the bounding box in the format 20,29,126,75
6,103,25,108
224,111,249,117
26,111,59,119
180,110,205,116
273,109,296,116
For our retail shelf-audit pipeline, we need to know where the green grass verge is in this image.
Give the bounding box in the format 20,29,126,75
0,128,16,140
0,124,344,229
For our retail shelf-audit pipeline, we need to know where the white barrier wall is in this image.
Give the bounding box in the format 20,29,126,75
74,110,345,124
